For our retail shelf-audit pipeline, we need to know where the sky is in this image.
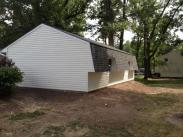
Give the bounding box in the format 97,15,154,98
84,19,183,44
85,28,183,44
84,19,135,43
85,29,134,42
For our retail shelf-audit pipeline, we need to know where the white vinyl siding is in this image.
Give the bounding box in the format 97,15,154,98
88,72,109,91
88,70,134,91
6,24,94,92
108,70,134,86
109,71,125,84
156,50,183,78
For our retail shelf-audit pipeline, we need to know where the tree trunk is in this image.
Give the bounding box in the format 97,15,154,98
119,0,127,50
135,35,141,61
108,32,114,46
143,23,148,80
103,38,107,45
146,41,151,77
119,30,124,50
147,56,151,77
104,0,114,46
144,54,148,80
144,55,151,79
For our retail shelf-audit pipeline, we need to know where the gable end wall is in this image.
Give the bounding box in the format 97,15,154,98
5,24,95,92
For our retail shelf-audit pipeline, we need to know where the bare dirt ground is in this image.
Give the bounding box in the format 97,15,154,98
0,80,183,137
113,80,183,94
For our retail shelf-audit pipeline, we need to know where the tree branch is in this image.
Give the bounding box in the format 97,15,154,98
150,2,183,57
161,3,183,35
149,0,171,40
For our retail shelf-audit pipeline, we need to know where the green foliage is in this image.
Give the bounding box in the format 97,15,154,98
181,51,183,56
0,67,23,96
9,110,45,121
0,0,92,49
0,67,23,87
88,0,183,74
135,77,183,85
88,0,126,46
1,0,183,80
135,76,183,89
128,0,183,78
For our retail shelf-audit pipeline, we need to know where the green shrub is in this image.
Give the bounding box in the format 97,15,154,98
0,67,23,96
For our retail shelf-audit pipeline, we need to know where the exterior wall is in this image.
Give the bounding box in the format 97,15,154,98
155,50,183,78
90,44,138,72
4,24,94,91
88,72,109,91
128,70,134,79
108,70,134,86
88,70,134,91
109,71,125,84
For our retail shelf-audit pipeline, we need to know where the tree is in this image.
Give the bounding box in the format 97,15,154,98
89,0,115,46
88,0,124,46
0,56,23,96
119,0,127,50
129,0,183,79
0,0,92,49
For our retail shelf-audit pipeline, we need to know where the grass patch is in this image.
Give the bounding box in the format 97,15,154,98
39,119,183,137
86,126,134,137
9,110,45,121
43,125,65,137
135,76,183,88
128,119,180,137
67,121,134,137
66,121,85,129
42,121,134,137
136,93,178,112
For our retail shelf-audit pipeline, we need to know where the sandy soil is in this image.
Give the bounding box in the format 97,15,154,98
0,81,182,137
112,81,183,94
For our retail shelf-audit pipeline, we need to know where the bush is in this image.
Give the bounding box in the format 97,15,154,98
0,55,15,67
0,66,23,96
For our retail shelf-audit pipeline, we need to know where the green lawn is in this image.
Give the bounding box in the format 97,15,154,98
135,75,183,88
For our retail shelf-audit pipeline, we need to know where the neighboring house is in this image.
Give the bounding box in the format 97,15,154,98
1,24,138,92
155,50,183,78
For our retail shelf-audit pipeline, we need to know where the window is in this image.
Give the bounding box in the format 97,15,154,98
128,61,131,66
164,58,168,62
108,59,112,71
108,59,112,66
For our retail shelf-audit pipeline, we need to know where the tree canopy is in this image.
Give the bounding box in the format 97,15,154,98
0,0,92,49
0,0,183,79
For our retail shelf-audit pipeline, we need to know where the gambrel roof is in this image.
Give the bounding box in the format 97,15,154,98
54,26,132,55
52,24,138,71
1,24,138,71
